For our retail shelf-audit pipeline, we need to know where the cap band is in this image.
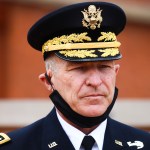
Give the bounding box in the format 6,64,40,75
43,41,121,53
42,32,121,54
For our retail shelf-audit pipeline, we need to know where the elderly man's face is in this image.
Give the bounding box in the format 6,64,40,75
48,56,119,117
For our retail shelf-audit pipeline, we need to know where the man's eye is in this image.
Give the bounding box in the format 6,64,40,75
98,65,114,73
98,65,113,71
100,65,111,68
68,66,83,71
72,66,87,71
74,66,85,70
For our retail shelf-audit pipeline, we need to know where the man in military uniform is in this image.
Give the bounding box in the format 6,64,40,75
0,2,150,150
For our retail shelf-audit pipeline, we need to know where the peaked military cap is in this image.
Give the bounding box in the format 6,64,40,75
27,2,126,61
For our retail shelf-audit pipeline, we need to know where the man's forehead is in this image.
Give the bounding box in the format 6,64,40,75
65,60,114,67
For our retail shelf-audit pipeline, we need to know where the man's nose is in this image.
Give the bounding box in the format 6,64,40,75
85,69,102,87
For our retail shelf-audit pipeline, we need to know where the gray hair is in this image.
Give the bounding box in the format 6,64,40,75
44,54,59,74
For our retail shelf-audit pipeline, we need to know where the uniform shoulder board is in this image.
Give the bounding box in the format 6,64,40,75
0,133,11,145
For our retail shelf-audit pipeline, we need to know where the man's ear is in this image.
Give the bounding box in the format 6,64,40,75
39,71,53,92
114,64,120,75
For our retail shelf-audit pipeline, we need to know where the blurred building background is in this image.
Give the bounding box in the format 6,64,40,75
0,0,150,132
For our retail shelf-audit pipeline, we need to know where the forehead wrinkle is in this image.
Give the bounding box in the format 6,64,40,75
66,60,115,67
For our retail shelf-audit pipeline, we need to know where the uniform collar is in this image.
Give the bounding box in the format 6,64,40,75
89,119,107,150
56,110,107,150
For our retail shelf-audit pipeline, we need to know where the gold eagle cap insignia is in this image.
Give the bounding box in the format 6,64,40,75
81,5,103,30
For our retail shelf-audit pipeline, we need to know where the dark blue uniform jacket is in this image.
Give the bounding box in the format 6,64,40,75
0,108,150,150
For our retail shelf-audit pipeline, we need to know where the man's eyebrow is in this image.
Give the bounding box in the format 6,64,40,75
66,61,84,67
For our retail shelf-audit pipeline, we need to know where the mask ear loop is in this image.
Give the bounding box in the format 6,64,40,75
45,73,54,91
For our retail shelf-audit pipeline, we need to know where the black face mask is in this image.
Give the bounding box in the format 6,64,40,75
49,88,118,128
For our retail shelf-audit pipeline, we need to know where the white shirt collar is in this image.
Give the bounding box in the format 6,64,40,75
56,111,107,150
